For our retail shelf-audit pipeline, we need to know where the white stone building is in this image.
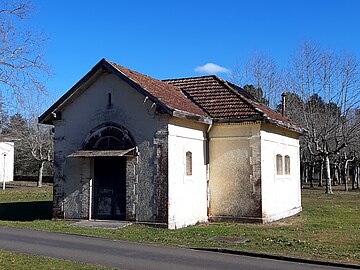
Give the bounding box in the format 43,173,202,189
0,135,15,184
39,59,302,229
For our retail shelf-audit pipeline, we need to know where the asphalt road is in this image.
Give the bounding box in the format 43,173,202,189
0,227,356,270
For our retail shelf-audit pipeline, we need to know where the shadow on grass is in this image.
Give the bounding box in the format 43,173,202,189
0,201,52,221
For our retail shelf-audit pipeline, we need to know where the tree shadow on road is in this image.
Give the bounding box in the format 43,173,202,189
0,201,52,221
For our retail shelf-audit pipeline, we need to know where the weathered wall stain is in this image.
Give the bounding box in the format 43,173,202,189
209,123,262,221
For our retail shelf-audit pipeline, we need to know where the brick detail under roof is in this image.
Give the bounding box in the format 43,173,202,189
164,76,261,120
109,62,208,118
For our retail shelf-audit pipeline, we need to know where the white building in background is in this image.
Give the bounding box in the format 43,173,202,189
39,59,303,229
0,135,15,183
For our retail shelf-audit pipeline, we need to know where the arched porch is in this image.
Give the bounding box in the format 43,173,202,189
68,122,137,221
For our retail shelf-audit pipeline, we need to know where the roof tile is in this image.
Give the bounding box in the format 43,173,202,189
39,59,300,133
164,75,300,131
164,76,260,119
109,62,208,118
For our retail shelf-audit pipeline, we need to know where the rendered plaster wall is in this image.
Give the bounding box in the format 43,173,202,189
52,72,168,223
209,123,262,221
260,124,301,221
0,142,14,183
167,117,208,229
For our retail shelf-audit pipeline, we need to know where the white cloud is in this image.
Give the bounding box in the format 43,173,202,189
194,63,230,74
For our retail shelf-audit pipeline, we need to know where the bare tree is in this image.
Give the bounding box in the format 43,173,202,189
0,0,49,108
231,39,360,194
285,40,360,193
4,113,53,186
26,123,53,187
287,39,321,101
340,151,353,192
230,51,283,108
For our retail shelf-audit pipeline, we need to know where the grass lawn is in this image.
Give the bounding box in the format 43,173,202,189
0,249,115,270
0,182,359,265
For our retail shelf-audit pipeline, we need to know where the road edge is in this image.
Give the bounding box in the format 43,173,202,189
192,248,360,269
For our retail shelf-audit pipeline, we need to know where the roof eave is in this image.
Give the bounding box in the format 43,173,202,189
39,59,108,124
212,116,303,134
263,118,304,134
212,116,264,124
172,110,212,124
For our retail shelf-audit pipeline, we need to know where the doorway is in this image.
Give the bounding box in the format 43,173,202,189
93,157,126,220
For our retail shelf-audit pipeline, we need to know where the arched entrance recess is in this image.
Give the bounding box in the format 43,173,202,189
84,122,136,151
84,123,136,220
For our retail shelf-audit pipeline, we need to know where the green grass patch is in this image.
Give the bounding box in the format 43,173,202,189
0,249,115,269
0,183,52,220
0,182,52,203
0,182,359,265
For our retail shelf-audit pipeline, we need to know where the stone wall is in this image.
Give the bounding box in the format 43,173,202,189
52,72,169,224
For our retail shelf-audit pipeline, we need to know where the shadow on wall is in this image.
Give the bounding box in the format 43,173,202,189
0,201,52,221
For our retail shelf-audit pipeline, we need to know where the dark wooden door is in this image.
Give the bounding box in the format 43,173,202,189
94,157,126,220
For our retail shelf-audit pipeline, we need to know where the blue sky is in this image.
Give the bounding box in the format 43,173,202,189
31,0,360,104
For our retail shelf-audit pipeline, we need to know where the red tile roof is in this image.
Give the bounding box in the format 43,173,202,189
164,76,260,120
109,62,208,118
39,59,301,133
39,59,211,124
164,75,301,132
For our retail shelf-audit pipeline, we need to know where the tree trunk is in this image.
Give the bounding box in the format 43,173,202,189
351,163,358,190
344,160,349,192
333,164,339,186
357,166,360,189
300,162,304,188
356,166,360,189
37,161,45,187
325,155,333,194
304,163,308,183
309,164,314,188
334,165,341,185
351,164,356,190
318,161,323,187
